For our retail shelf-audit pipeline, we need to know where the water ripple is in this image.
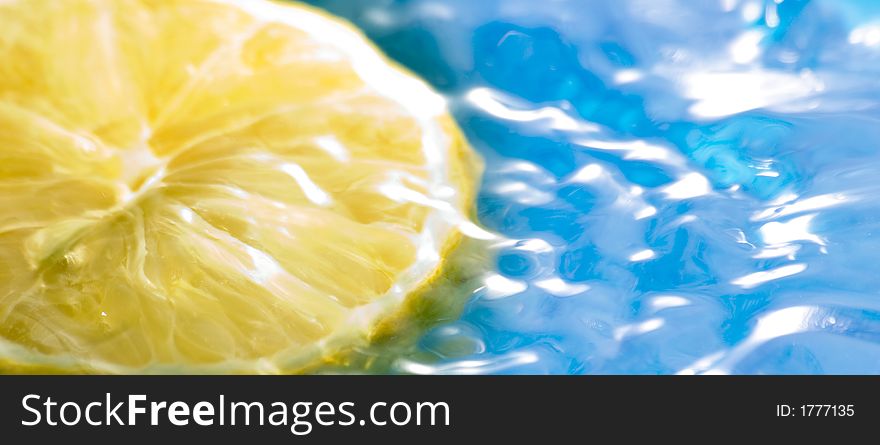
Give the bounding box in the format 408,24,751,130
306,0,880,374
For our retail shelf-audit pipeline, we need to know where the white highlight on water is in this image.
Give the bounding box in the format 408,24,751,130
731,263,808,289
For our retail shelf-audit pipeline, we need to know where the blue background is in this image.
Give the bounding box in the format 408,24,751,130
305,0,880,374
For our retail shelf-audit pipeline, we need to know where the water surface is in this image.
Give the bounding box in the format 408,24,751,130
306,0,880,374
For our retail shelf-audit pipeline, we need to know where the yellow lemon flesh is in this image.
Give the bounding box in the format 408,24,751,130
0,0,478,373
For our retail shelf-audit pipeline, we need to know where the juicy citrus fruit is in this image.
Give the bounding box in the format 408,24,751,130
0,0,480,373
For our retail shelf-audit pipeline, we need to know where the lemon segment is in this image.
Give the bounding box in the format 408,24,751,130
0,0,479,373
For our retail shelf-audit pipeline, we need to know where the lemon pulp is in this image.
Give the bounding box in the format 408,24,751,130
0,0,478,373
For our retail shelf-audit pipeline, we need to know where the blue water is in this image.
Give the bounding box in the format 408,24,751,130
306,0,880,374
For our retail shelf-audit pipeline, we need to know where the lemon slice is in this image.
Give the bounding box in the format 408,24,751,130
0,0,480,373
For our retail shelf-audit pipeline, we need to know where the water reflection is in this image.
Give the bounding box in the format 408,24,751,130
305,0,880,374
